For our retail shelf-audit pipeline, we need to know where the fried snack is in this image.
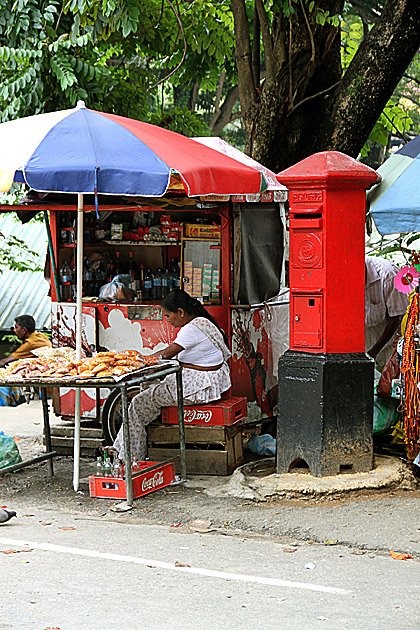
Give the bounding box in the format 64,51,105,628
33,350,160,380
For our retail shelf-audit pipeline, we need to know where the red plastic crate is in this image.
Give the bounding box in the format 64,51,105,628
161,396,247,426
89,461,175,499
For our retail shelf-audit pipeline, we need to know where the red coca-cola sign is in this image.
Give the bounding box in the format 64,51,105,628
141,470,164,492
184,409,213,423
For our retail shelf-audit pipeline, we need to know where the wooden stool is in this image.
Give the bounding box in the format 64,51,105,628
147,423,244,476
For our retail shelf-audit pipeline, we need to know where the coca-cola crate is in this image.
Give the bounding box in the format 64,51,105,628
88,461,175,500
161,396,247,426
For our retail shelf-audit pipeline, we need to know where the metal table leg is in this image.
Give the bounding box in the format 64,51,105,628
176,368,186,480
121,384,133,507
41,387,54,477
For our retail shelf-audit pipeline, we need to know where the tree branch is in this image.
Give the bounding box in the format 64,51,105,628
148,0,187,91
211,85,240,136
320,0,420,156
230,0,257,133
255,0,275,84
299,0,315,65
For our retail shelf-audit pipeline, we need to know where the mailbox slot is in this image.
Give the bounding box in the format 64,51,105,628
291,293,323,348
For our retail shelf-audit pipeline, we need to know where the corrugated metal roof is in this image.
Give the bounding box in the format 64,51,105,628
0,213,50,330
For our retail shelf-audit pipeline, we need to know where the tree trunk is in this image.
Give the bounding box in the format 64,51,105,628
232,0,420,172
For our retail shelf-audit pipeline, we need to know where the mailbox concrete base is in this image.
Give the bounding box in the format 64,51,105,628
277,351,374,477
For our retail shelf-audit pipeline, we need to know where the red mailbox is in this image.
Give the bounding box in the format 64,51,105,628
278,151,379,353
275,152,380,477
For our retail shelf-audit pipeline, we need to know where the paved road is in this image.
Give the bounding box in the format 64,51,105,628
0,507,419,630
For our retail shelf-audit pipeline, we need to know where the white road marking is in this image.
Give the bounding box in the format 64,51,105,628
0,536,349,594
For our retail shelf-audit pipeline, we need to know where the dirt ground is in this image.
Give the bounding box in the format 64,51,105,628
1,442,419,543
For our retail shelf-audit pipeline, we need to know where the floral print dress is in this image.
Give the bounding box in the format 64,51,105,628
113,317,231,461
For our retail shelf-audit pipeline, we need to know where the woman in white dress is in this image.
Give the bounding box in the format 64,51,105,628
113,289,231,461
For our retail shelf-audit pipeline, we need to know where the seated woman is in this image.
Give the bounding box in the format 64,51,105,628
113,289,231,461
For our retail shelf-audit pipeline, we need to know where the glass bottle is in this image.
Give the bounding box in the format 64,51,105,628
112,455,122,478
138,263,145,300
107,263,115,283
102,450,112,477
115,251,121,275
96,455,103,476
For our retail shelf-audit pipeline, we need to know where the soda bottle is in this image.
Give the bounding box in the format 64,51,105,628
144,268,153,300
103,451,112,477
96,455,103,476
153,268,162,300
112,454,122,478
107,262,115,283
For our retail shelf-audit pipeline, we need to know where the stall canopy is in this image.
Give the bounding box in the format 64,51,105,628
368,135,420,234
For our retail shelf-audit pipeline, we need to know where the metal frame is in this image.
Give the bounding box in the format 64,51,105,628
0,363,185,507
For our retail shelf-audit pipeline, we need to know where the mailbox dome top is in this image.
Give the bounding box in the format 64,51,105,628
277,151,380,190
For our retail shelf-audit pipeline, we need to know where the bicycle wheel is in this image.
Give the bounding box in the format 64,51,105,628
101,385,141,444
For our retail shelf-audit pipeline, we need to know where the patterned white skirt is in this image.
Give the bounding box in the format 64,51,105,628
113,363,231,461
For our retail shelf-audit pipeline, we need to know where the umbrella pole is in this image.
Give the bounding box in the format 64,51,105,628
73,193,84,491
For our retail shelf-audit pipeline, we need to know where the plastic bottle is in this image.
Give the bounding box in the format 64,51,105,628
59,260,72,284
84,258,92,283
144,268,153,300
172,261,180,289
153,268,163,300
161,268,171,298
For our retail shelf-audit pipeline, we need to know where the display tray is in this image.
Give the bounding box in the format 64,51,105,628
0,359,179,386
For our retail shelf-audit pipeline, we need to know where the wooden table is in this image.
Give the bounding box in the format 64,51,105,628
0,362,185,506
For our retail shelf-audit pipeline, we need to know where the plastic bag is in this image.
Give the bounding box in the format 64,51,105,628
99,275,135,302
0,431,22,470
377,337,400,398
247,434,276,456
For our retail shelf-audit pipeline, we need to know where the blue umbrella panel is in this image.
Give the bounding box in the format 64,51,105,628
368,135,420,235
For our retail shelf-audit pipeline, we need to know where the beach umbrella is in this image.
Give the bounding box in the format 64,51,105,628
0,101,273,490
367,135,420,234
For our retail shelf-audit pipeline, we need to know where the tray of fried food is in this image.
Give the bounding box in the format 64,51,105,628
0,357,68,382
40,350,160,381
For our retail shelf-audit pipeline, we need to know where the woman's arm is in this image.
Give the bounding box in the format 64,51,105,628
153,343,184,360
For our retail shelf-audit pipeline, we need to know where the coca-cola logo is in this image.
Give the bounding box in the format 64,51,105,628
142,471,164,492
184,409,213,423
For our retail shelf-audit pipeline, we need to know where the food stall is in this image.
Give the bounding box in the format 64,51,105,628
0,104,289,488
41,181,288,441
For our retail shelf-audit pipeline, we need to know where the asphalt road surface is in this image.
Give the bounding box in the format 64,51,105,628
0,505,419,630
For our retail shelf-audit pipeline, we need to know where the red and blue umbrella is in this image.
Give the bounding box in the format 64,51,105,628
0,101,268,197
368,135,420,234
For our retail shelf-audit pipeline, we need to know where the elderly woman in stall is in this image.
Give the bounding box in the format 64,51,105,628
113,289,231,461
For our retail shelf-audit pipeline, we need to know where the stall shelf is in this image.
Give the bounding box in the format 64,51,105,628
0,361,185,507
